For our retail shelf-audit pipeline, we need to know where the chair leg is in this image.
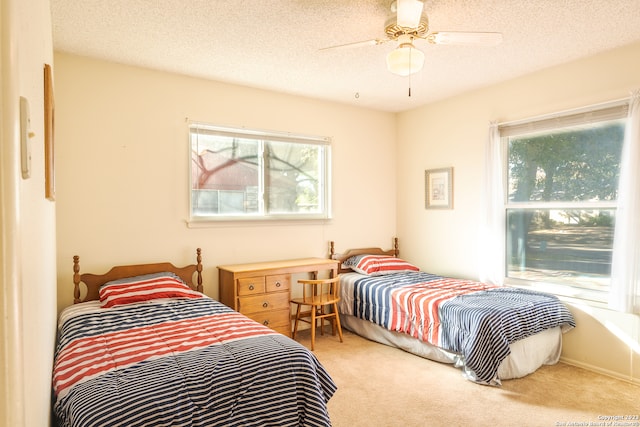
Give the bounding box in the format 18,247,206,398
329,306,336,336
333,303,343,343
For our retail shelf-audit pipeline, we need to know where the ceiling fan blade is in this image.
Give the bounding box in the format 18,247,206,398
427,31,503,46
319,38,389,51
396,0,424,28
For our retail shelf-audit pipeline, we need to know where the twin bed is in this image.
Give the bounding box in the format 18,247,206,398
53,249,336,427
329,239,576,386
53,240,576,425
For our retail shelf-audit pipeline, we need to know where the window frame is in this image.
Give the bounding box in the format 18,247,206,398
498,102,628,304
188,122,332,223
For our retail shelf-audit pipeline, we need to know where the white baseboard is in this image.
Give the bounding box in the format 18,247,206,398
560,356,639,386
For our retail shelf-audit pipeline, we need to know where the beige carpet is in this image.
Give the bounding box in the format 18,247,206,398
294,329,640,427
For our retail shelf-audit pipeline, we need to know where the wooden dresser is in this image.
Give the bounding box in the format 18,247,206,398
218,258,339,337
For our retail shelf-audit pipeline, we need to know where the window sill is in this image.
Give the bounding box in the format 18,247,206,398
504,278,610,310
186,217,332,228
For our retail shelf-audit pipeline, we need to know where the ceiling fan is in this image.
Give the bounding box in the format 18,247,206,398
321,0,503,77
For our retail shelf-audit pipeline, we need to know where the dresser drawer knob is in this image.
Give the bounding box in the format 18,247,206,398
249,284,254,291
263,320,270,326
275,281,281,287
262,302,269,308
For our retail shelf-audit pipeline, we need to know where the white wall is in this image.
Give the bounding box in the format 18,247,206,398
54,53,398,310
0,0,57,425
396,41,640,383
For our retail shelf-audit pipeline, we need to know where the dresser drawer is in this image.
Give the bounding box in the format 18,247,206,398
237,276,266,296
245,308,290,331
266,274,290,292
238,292,289,314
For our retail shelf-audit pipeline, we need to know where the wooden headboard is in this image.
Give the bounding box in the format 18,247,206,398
329,238,399,274
73,248,203,304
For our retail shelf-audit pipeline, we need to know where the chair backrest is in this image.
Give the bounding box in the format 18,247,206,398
298,276,340,304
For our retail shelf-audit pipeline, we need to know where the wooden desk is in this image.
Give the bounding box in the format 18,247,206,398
218,258,339,337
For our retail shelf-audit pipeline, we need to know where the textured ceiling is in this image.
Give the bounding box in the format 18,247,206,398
51,0,640,112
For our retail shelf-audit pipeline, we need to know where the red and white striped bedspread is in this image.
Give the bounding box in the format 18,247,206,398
53,297,336,427
388,278,498,346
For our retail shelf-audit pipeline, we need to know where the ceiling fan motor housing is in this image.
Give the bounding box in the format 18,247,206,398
384,13,428,39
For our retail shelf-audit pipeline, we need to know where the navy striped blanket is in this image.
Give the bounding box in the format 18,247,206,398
53,297,336,427
344,271,575,384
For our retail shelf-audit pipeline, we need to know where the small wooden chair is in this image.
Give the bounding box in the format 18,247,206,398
291,275,343,351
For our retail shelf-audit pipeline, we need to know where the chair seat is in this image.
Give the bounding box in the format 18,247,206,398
291,275,343,351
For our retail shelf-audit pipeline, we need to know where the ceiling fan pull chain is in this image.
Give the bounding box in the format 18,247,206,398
408,48,413,97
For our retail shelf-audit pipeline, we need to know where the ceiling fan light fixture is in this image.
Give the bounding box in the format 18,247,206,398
386,42,425,76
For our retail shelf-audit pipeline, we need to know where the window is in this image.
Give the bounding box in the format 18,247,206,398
500,104,628,302
190,123,331,221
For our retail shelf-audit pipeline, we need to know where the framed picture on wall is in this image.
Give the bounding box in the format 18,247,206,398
425,167,453,209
